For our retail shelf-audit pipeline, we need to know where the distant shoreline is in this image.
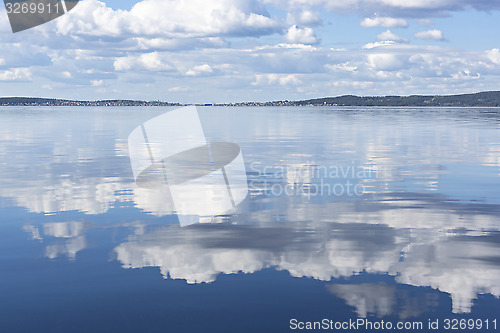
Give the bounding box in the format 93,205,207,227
1,91,500,107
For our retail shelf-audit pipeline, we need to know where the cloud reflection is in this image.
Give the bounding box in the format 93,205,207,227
5,108,500,317
327,283,438,319
24,221,88,259
114,220,500,314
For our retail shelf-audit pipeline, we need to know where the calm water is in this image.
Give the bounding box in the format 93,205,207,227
1,106,500,333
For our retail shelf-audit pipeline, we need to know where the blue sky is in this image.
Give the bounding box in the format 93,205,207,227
1,0,500,103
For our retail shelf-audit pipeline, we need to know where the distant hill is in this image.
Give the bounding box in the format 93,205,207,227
2,91,500,107
294,91,500,107
0,97,180,106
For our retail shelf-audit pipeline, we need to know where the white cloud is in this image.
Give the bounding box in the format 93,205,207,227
363,41,397,49
91,79,104,86
55,0,281,38
325,62,358,72
487,49,500,65
0,68,32,81
253,73,302,86
285,25,318,44
267,0,500,17
114,52,174,71
377,30,409,43
414,29,446,41
185,64,214,76
361,17,408,28
0,0,499,101
367,53,409,71
134,37,229,51
286,10,322,26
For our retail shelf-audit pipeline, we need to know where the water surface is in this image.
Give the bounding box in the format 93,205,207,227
1,106,499,332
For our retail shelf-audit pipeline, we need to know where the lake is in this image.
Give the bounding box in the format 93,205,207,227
0,106,499,332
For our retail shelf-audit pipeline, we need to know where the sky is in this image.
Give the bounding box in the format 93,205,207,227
0,0,500,103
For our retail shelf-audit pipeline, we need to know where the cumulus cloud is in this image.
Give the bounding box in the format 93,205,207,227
325,62,358,72
114,52,174,71
267,0,500,17
185,64,214,76
487,48,500,64
361,17,408,28
54,0,281,38
363,41,397,49
286,10,322,26
133,37,229,51
284,25,318,44
253,73,302,86
367,53,409,71
414,29,446,41
377,30,409,43
0,68,32,81
0,0,499,101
